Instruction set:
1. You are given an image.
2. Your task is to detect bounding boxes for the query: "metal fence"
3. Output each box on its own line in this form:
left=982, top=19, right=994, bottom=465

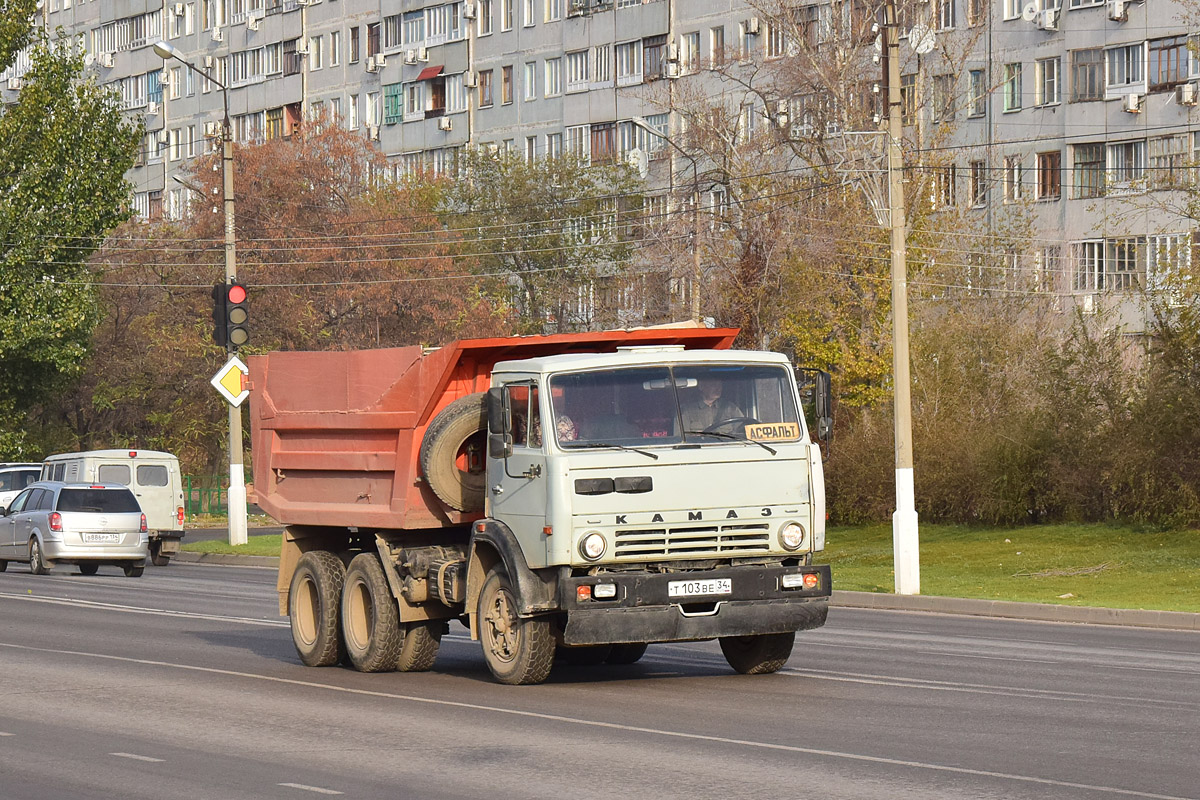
left=184, top=475, right=228, bottom=517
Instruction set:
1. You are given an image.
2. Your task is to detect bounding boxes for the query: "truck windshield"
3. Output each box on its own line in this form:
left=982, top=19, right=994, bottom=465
left=549, top=364, right=804, bottom=448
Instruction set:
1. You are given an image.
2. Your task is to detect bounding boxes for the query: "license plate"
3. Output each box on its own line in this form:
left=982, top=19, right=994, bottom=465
left=83, top=533, right=121, bottom=544
left=668, top=578, right=732, bottom=598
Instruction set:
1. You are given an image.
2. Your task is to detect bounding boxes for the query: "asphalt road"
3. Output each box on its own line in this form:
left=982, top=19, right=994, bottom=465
left=0, top=561, right=1197, bottom=800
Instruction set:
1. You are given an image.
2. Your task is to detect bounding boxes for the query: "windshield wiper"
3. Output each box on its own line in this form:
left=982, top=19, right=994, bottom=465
left=683, top=430, right=777, bottom=456
left=567, top=441, right=659, bottom=460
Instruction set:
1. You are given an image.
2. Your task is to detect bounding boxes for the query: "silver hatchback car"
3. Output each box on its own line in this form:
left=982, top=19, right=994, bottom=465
left=0, top=481, right=149, bottom=577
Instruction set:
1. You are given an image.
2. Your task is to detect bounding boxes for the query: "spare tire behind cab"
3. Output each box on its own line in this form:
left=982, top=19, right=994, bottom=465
left=420, top=392, right=488, bottom=513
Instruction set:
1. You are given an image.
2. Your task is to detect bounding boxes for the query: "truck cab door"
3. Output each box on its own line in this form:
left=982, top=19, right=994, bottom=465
left=487, top=382, right=549, bottom=567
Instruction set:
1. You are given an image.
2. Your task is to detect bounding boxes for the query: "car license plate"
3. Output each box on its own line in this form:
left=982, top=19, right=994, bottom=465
left=668, top=578, right=732, bottom=598
left=83, top=533, right=121, bottom=544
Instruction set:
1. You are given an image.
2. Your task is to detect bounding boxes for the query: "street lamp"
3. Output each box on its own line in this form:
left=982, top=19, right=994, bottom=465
left=154, top=40, right=249, bottom=547
left=631, top=116, right=702, bottom=324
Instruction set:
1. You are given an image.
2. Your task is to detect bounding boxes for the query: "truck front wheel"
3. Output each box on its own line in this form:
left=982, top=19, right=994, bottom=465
left=342, top=554, right=403, bottom=673
left=718, top=632, right=795, bottom=675
left=478, top=568, right=554, bottom=685
left=290, top=551, right=346, bottom=667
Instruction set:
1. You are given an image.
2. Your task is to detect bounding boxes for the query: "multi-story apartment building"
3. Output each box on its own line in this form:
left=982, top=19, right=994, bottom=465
left=2, top=0, right=1196, bottom=331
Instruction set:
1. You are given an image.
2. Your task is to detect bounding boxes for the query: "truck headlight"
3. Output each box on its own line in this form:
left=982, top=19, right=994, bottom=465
left=579, top=531, right=606, bottom=561
left=779, top=522, right=806, bottom=551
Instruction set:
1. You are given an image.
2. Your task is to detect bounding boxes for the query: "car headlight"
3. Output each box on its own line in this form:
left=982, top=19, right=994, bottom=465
left=779, top=522, right=806, bottom=551
left=579, top=531, right=606, bottom=561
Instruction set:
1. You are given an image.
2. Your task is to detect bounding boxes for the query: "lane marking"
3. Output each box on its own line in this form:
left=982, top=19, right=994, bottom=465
left=0, top=732, right=14, bottom=736
left=0, top=592, right=286, bottom=628
left=0, top=641, right=1192, bottom=800
left=279, top=783, right=343, bottom=795
left=110, top=752, right=165, bottom=762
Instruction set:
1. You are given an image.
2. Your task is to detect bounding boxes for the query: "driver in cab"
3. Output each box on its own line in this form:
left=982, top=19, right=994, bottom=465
left=681, top=378, right=743, bottom=432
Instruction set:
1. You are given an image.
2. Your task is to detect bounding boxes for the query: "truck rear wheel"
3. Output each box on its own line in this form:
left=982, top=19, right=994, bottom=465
left=290, top=551, right=346, bottom=667
left=605, top=643, right=649, bottom=665
left=478, top=568, right=554, bottom=685
left=342, top=553, right=403, bottom=673
left=149, top=541, right=171, bottom=567
left=420, top=393, right=487, bottom=513
left=719, top=632, right=795, bottom=675
left=397, top=621, right=442, bottom=672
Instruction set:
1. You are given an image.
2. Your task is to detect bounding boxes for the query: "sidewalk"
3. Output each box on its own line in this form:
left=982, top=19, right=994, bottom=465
left=175, top=550, right=1200, bottom=632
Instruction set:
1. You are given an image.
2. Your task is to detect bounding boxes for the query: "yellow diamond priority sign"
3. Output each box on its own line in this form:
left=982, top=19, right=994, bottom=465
left=211, top=355, right=250, bottom=407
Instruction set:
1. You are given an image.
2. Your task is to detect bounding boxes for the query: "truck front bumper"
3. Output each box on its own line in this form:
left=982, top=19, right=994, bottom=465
left=559, top=563, right=831, bottom=646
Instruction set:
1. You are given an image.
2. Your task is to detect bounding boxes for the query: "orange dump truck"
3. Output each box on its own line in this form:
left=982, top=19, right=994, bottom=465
left=249, top=328, right=832, bottom=684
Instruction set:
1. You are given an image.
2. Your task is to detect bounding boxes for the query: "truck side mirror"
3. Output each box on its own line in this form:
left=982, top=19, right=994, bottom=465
left=488, top=433, right=513, bottom=459
left=795, top=367, right=834, bottom=445
left=487, top=386, right=511, bottom=435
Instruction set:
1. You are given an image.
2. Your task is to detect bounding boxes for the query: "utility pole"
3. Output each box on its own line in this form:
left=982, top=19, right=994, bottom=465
left=883, top=0, right=919, bottom=594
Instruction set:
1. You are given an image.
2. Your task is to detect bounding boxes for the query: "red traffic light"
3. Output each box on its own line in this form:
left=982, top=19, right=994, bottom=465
left=227, top=283, right=247, bottom=304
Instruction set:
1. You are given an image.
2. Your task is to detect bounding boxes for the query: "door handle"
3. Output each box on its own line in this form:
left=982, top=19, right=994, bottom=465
left=491, top=484, right=504, bottom=495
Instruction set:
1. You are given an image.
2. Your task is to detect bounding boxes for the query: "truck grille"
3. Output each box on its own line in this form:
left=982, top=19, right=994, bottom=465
left=613, top=523, right=772, bottom=559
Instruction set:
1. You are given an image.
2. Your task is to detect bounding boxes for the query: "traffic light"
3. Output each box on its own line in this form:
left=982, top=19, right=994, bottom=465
left=211, top=281, right=249, bottom=349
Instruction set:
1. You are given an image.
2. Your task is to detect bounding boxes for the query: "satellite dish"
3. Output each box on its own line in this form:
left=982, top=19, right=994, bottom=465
left=908, top=23, right=935, bottom=55
left=1021, top=2, right=1038, bottom=21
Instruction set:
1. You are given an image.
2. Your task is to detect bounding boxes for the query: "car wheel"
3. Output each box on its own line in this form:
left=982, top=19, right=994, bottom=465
left=78, top=563, right=100, bottom=576
left=28, top=539, right=51, bottom=575
left=122, top=562, right=145, bottom=578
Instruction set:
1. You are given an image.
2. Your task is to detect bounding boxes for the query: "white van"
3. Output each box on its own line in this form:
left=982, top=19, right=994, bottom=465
left=41, top=450, right=185, bottom=566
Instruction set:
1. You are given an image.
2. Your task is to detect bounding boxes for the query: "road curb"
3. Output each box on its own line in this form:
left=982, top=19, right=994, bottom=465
left=175, top=552, right=1200, bottom=631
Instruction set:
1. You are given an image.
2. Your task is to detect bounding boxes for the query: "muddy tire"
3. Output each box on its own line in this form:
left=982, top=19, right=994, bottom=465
left=289, top=550, right=346, bottom=667
left=478, top=568, right=554, bottom=685
left=420, top=393, right=488, bottom=513
left=341, top=553, right=403, bottom=673
left=718, top=632, right=795, bottom=675
left=123, top=562, right=145, bottom=578
left=605, top=643, right=649, bottom=665
left=149, top=541, right=171, bottom=567
left=396, top=621, right=442, bottom=672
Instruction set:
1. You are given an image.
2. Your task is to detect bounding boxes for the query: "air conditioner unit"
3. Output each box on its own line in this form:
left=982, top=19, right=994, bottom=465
left=145, top=101, right=159, bottom=115
left=1107, top=0, right=1128, bottom=21
left=296, top=0, right=315, bottom=5
left=464, top=71, right=478, bottom=88
left=437, top=116, right=453, bottom=131
left=211, top=26, right=223, bottom=42
left=173, top=2, right=185, bottom=15
left=1176, top=82, right=1197, bottom=106
left=6, top=76, right=21, bottom=90
left=204, top=121, right=222, bottom=137
left=374, top=53, right=386, bottom=68
left=404, top=49, right=418, bottom=64
left=367, top=124, right=380, bottom=140
left=745, top=17, right=760, bottom=35
left=463, top=1, right=477, bottom=19
left=1123, top=92, right=1141, bottom=113
left=204, top=55, right=215, bottom=69
left=296, top=40, right=310, bottom=55
left=156, top=130, right=170, bottom=144
left=366, top=54, right=378, bottom=72
left=417, top=47, right=429, bottom=62
left=568, top=0, right=587, bottom=16
left=97, top=51, right=114, bottom=68
left=666, top=42, right=679, bottom=62
left=247, top=15, right=260, bottom=31
left=1082, top=293, right=1098, bottom=315
left=664, top=61, right=681, bottom=79
left=1035, top=8, right=1058, bottom=30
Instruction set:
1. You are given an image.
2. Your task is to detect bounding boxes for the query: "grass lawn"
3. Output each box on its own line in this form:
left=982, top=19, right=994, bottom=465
left=183, top=533, right=282, bottom=558
left=828, top=523, right=1200, bottom=613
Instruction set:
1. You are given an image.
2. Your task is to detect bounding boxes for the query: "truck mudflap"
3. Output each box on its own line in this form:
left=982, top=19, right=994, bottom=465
left=560, top=564, right=831, bottom=646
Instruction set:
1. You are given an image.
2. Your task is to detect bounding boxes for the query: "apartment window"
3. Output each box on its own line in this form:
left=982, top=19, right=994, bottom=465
left=544, top=57, right=562, bottom=96
left=1003, top=0, right=1021, bottom=18
left=1070, top=49, right=1103, bottom=101
left=593, top=44, right=611, bottom=84
left=1149, top=36, right=1188, bottom=91
left=524, top=61, right=537, bottom=100
left=968, top=69, right=986, bottom=118
left=1106, top=43, right=1144, bottom=91
left=765, top=23, right=784, bottom=59
left=1147, top=233, right=1192, bottom=291
left=545, top=0, right=561, bottom=22
left=348, top=94, right=360, bottom=128
left=308, top=36, right=323, bottom=70
left=932, top=74, right=955, bottom=122
left=525, top=135, right=537, bottom=162
left=478, top=69, right=493, bottom=106
left=681, top=32, right=700, bottom=73
left=384, top=82, right=403, bottom=123
left=901, top=73, right=916, bottom=122
left=1035, top=57, right=1060, bottom=105
left=566, top=50, right=588, bottom=91
left=566, top=124, right=589, bottom=157
left=1036, top=151, right=1061, bottom=199
left=1107, top=139, right=1146, bottom=190
left=591, top=121, right=617, bottom=162
left=932, top=165, right=956, bottom=208
left=1106, top=238, right=1144, bottom=291
left=404, top=83, right=424, bottom=118
left=501, top=65, right=513, bottom=104
left=329, top=31, right=341, bottom=66
left=1002, top=156, right=1023, bottom=203
left=403, top=12, right=424, bottom=46
left=710, top=26, right=725, bottom=67
left=265, top=108, right=284, bottom=141
left=349, top=26, right=360, bottom=63
left=1073, top=241, right=1104, bottom=292
left=1072, top=143, right=1104, bottom=198
left=644, top=35, right=667, bottom=80
left=935, top=0, right=954, bottom=30
left=1002, top=63, right=1022, bottom=112
left=524, top=0, right=535, bottom=26
left=1149, top=134, right=1188, bottom=189
left=969, top=160, right=987, bottom=207
left=546, top=132, right=562, bottom=158
left=501, top=0, right=513, bottom=31
left=479, top=0, right=493, bottom=35
left=967, top=0, right=985, bottom=25
left=1033, top=246, right=1060, bottom=293
left=616, top=41, right=642, bottom=86
left=367, top=22, right=381, bottom=57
